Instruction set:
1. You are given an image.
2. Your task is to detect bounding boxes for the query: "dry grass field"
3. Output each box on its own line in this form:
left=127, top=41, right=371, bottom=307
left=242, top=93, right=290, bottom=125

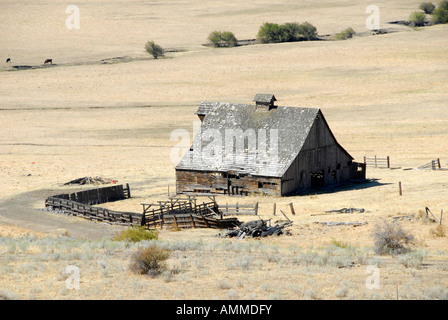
left=0, top=0, right=447, bottom=300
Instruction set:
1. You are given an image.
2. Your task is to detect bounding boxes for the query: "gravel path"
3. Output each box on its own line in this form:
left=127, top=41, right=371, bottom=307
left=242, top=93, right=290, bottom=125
left=0, top=188, right=125, bottom=240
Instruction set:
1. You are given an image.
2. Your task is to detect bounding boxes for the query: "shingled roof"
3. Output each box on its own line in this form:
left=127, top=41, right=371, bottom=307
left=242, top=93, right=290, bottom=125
left=253, top=94, right=276, bottom=104
left=177, top=102, right=331, bottom=177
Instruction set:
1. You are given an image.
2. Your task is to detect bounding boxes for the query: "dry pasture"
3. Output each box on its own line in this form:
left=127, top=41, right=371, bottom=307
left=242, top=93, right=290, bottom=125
left=0, top=0, right=447, bottom=300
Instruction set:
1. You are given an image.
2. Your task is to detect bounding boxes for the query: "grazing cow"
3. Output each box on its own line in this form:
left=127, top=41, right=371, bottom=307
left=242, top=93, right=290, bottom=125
left=6, top=58, right=11, bottom=63
left=44, top=59, right=52, bottom=64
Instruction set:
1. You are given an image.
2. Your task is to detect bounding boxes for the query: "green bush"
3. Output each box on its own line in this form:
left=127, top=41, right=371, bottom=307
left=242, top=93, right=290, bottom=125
left=419, top=2, right=436, bottom=14
left=208, top=31, right=238, bottom=47
left=257, top=22, right=283, bottom=43
left=409, top=11, right=427, bottom=26
left=439, top=0, right=448, bottom=10
left=129, top=244, right=171, bottom=276
left=433, top=6, right=448, bottom=23
left=257, top=21, right=318, bottom=43
left=112, top=226, right=158, bottom=242
left=145, top=40, right=165, bottom=59
left=297, top=22, right=318, bottom=40
left=334, top=27, right=356, bottom=40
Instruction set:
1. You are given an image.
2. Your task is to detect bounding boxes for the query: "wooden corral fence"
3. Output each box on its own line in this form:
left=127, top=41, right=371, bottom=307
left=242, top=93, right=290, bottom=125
left=45, top=188, right=244, bottom=230
left=220, top=202, right=258, bottom=216
left=51, top=183, right=131, bottom=205
left=45, top=196, right=141, bottom=226
left=417, top=158, right=442, bottom=170
left=44, top=184, right=140, bottom=226
left=141, top=196, right=241, bottom=230
left=364, top=156, right=390, bottom=168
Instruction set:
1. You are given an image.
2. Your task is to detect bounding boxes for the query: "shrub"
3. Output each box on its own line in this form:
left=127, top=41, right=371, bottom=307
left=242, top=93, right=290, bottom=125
left=409, top=11, right=427, bottom=26
left=433, top=6, right=448, bottom=23
left=257, top=22, right=284, bottom=43
left=129, top=244, right=171, bottom=275
left=145, top=40, right=165, bottom=59
left=297, top=22, right=318, bottom=40
left=439, top=0, right=448, bottom=10
left=430, top=225, right=447, bottom=237
left=257, top=21, right=318, bottom=43
left=112, top=226, right=158, bottom=242
left=334, top=27, right=356, bottom=40
left=419, top=2, right=436, bottom=14
left=372, top=221, right=415, bottom=255
left=208, top=31, right=238, bottom=47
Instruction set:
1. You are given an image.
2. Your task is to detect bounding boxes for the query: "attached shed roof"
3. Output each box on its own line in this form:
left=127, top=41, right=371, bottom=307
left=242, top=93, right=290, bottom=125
left=177, top=102, right=326, bottom=177
left=195, top=102, right=216, bottom=116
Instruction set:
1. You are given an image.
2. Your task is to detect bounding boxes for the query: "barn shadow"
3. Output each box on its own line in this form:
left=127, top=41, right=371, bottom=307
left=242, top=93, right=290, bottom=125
left=289, top=178, right=390, bottom=197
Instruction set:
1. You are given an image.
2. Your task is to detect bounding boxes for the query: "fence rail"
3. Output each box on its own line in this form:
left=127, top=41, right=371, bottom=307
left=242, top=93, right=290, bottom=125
left=45, top=195, right=141, bottom=226
left=45, top=188, right=244, bottom=230
left=220, top=202, right=258, bottom=216
left=364, top=156, right=390, bottom=168
left=140, top=196, right=243, bottom=230
left=51, top=183, right=131, bottom=205
left=417, top=158, right=441, bottom=170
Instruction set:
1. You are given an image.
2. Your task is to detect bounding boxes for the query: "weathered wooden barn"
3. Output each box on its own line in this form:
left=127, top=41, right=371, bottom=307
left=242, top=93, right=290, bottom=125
left=175, top=94, right=365, bottom=196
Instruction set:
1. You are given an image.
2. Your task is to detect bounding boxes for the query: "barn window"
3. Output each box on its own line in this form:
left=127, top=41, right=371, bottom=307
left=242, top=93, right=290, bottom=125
left=311, top=170, right=324, bottom=189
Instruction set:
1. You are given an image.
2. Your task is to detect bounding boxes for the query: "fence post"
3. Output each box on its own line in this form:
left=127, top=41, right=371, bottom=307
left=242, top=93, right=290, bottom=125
left=399, top=181, right=402, bottom=196
left=273, top=203, right=276, bottom=216
left=375, top=155, right=377, bottom=167
left=387, top=156, right=390, bottom=168
left=289, top=202, right=296, bottom=215
left=254, top=202, right=259, bottom=215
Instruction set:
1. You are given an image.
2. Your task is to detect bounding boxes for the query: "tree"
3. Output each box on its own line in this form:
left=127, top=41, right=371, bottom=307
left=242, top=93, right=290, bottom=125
left=297, top=22, right=318, bottom=40
left=419, top=2, right=436, bottom=14
left=257, top=22, right=283, bottom=43
left=145, top=40, right=165, bottom=59
left=208, top=31, right=238, bottom=47
left=433, top=6, right=448, bottom=23
left=409, top=11, right=427, bottom=26
left=433, top=1, right=448, bottom=23
left=257, top=21, right=318, bottom=43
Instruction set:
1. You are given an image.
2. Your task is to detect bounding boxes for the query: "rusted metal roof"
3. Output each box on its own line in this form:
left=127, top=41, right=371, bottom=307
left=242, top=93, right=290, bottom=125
left=177, top=102, right=322, bottom=177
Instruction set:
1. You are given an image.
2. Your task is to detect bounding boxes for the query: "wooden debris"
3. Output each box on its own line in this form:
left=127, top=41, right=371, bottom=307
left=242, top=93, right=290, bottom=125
left=64, top=176, right=116, bottom=185
left=314, top=221, right=367, bottom=227
left=311, top=208, right=365, bottom=216
left=219, top=219, right=292, bottom=239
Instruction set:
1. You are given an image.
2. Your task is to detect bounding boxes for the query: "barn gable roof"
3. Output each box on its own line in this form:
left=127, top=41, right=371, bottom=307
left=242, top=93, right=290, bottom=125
left=178, top=101, right=347, bottom=177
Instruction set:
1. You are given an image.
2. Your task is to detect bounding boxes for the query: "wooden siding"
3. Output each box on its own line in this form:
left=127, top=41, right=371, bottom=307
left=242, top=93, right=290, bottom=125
left=176, top=170, right=281, bottom=196
left=281, top=112, right=354, bottom=195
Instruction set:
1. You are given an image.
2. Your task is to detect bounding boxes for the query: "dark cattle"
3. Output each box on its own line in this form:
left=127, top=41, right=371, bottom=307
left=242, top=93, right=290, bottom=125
left=44, top=59, right=52, bottom=64
left=6, top=58, right=11, bottom=63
